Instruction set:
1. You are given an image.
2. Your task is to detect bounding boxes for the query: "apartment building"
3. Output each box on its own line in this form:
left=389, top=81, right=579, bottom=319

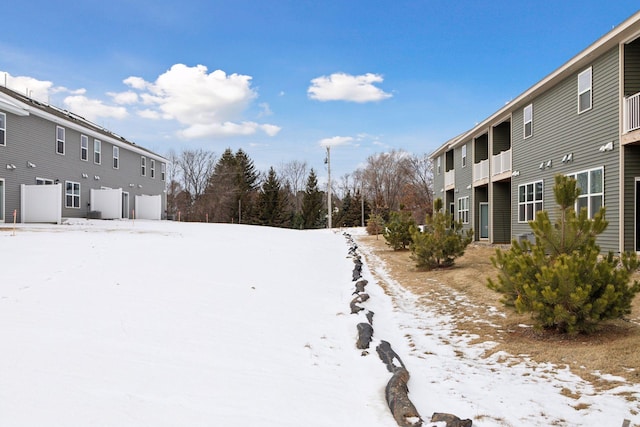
left=430, top=10, right=640, bottom=253
left=0, top=85, right=167, bottom=223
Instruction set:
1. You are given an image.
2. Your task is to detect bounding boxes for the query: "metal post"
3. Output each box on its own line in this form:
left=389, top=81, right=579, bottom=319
left=327, top=146, right=332, bottom=229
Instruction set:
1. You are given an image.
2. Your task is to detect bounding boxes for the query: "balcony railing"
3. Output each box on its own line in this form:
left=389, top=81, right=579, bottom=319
left=473, top=159, right=489, bottom=183
left=492, top=149, right=512, bottom=176
left=624, top=92, right=640, bottom=133
left=444, top=169, right=455, bottom=188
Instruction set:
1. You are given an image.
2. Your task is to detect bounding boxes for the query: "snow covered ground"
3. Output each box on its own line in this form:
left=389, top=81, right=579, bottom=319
left=0, top=220, right=638, bottom=426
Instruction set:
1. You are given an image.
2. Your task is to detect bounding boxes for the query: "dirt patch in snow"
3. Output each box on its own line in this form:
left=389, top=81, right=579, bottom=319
left=355, top=234, right=640, bottom=394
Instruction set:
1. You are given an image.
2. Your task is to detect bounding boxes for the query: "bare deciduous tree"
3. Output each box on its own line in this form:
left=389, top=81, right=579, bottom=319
left=361, top=149, right=412, bottom=214
left=278, top=160, right=308, bottom=214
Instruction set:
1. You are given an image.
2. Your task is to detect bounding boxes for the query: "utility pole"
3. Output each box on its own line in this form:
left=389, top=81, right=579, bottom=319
left=361, top=179, right=365, bottom=227
left=326, top=146, right=332, bottom=229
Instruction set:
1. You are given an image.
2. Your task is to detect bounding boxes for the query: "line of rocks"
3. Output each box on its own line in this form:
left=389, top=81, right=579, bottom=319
left=344, top=232, right=472, bottom=427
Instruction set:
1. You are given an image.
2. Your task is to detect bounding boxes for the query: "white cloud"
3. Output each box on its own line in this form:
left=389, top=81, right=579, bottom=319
left=319, top=136, right=354, bottom=147
left=108, top=90, right=139, bottom=105
left=63, top=96, right=128, bottom=122
left=258, top=102, right=272, bottom=117
left=308, top=72, right=392, bottom=103
left=1, top=72, right=56, bottom=102
left=137, top=109, right=161, bottom=120
left=124, top=64, right=279, bottom=139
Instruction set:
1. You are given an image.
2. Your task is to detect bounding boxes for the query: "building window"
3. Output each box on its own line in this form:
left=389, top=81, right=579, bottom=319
left=56, top=126, right=65, bottom=155
left=457, top=197, right=469, bottom=224
left=523, top=104, right=533, bottom=139
left=150, top=159, right=156, bottom=178
left=518, top=180, right=543, bottom=222
left=80, top=135, right=88, bottom=161
left=36, top=178, right=54, bottom=185
left=436, top=157, right=441, bottom=175
left=578, top=67, right=592, bottom=113
left=65, top=181, right=80, bottom=209
left=141, top=156, right=147, bottom=176
left=113, top=146, right=119, bottom=169
left=161, top=163, right=166, bottom=181
left=461, top=145, right=467, bottom=168
left=0, top=112, right=6, bottom=146
left=94, top=139, right=101, bottom=164
left=568, top=167, right=603, bottom=218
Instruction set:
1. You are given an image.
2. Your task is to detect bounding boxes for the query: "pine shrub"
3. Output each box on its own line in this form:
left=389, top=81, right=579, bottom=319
left=488, top=175, right=640, bottom=335
left=366, top=213, right=385, bottom=236
left=383, top=211, right=416, bottom=250
left=409, top=198, right=473, bottom=269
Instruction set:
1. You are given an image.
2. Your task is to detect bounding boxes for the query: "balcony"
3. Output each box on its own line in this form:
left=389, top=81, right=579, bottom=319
left=624, top=92, right=640, bottom=133
left=444, top=169, right=455, bottom=190
left=492, top=149, right=512, bottom=176
left=473, top=159, right=489, bottom=184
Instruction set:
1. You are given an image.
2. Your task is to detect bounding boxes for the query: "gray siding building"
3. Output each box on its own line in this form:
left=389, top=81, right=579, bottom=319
left=430, top=11, right=640, bottom=253
left=0, top=85, right=167, bottom=223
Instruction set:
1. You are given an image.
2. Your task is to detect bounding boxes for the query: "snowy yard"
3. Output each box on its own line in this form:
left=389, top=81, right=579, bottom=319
left=0, top=220, right=638, bottom=426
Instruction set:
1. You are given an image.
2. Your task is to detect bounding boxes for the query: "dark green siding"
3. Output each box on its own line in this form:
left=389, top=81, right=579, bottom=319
left=623, top=145, right=640, bottom=252
left=624, top=39, right=640, bottom=96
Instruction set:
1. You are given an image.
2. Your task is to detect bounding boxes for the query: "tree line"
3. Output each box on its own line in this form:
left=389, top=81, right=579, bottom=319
left=165, top=147, right=433, bottom=229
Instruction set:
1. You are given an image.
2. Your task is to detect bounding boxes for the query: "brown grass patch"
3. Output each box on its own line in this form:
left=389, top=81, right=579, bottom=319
left=355, top=234, right=640, bottom=391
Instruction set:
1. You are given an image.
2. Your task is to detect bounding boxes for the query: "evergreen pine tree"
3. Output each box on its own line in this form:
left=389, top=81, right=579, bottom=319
left=256, top=167, right=290, bottom=227
left=384, top=210, right=416, bottom=250
left=488, top=174, right=640, bottom=335
left=409, top=198, right=473, bottom=267
left=301, top=169, right=325, bottom=229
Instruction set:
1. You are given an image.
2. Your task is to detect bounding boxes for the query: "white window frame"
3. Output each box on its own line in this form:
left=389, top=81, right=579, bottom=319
left=113, top=146, right=119, bottom=169
left=35, top=177, right=54, bottom=185
left=141, top=156, right=147, bottom=176
left=567, top=167, right=604, bottom=219
left=578, top=67, right=592, bottom=114
left=0, top=112, right=6, bottom=146
left=80, top=135, right=88, bottom=161
left=457, top=196, right=469, bottom=224
left=56, top=126, right=65, bottom=155
left=436, top=157, right=441, bottom=175
left=518, top=180, right=544, bottom=223
left=94, top=139, right=101, bottom=164
left=150, top=159, right=155, bottom=178
left=65, top=181, right=81, bottom=209
left=461, top=145, right=467, bottom=168
left=523, top=104, right=533, bottom=139
left=161, top=163, right=166, bottom=181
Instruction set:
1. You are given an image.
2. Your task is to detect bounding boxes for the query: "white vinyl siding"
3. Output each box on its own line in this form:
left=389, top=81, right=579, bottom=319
left=80, top=135, right=88, bottom=161
left=0, top=112, right=5, bottom=146
left=518, top=180, right=543, bottom=222
left=65, top=181, right=80, bottom=209
left=457, top=196, right=469, bottom=224
left=578, top=67, right=592, bottom=113
left=568, top=167, right=603, bottom=219
left=94, top=139, right=101, bottom=164
left=523, top=104, right=533, bottom=139
left=56, top=126, right=65, bottom=155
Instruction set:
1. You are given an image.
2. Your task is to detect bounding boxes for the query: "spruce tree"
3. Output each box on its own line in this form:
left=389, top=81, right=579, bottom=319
left=488, top=174, right=640, bottom=335
left=256, top=167, right=290, bottom=227
left=301, top=169, right=325, bottom=229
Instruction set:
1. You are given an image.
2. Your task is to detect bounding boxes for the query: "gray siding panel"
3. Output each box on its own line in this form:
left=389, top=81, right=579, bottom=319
left=511, top=47, right=620, bottom=251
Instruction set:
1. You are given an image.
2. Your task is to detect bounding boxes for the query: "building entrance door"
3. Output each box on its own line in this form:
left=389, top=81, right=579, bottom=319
left=480, top=202, right=489, bottom=239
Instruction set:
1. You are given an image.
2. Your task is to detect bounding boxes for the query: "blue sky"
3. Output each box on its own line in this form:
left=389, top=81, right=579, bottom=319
left=1, top=1, right=639, bottom=181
